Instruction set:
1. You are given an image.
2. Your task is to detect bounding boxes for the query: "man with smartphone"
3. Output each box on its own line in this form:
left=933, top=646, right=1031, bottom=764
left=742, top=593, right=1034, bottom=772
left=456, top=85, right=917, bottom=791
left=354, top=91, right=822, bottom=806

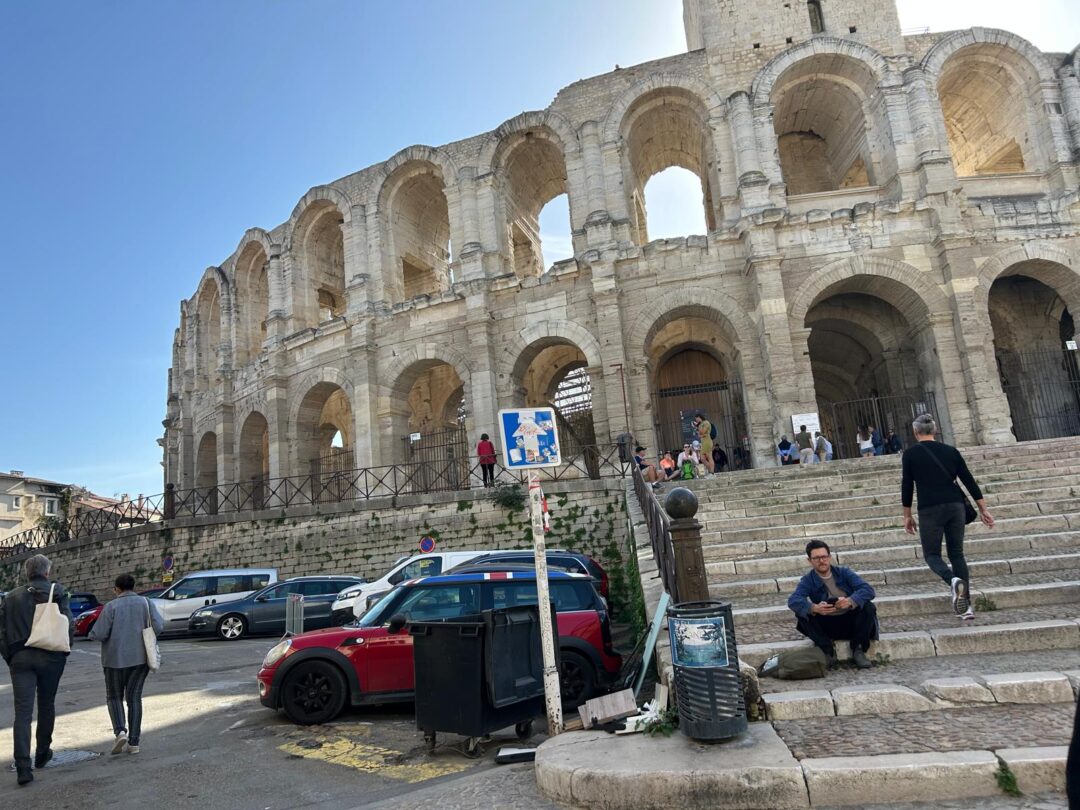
left=787, top=540, right=878, bottom=669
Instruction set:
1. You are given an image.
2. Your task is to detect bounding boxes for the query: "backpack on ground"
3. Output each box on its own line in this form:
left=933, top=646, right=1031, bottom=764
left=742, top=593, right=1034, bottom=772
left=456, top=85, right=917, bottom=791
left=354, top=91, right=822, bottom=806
left=758, top=646, right=828, bottom=680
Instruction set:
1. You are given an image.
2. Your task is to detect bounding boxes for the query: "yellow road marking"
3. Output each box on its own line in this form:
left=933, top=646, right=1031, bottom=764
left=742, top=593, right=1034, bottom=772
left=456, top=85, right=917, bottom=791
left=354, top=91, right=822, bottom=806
left=279, top=734, right=470, bottom=783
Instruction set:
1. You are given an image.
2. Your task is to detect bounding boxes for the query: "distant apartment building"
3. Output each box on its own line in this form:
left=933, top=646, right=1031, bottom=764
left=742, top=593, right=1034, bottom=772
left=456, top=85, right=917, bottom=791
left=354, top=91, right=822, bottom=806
left=0, top=470, right=67, bottom=542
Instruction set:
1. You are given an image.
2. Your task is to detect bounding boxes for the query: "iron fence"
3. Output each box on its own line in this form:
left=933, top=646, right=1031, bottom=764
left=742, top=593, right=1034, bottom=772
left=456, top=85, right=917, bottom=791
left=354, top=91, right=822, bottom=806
left=631, top=463, right=681, bottom=603
left=998, top=348, right=1080, bottom=441
left=819, top=391, right=942, bottom=460
left=0, top=444, right=628, bottom=560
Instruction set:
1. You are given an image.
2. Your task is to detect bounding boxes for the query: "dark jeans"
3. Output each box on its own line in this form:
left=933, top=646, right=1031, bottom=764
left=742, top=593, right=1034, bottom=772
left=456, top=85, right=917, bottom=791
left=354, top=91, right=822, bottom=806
left=796, top=602, right=878, bottom=655
left=9, top=648, right=67, bottom=770
left=918, top=501, right=969, bottom=587
left=480, top=463, right=495, bottom=487
left=105, top=665, right=150, bottom=746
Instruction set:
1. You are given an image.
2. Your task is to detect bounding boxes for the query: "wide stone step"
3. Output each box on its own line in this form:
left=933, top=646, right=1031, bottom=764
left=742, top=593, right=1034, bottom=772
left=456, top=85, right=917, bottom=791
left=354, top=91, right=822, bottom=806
left=763, top=667, right=1078, bottom=720
left=710, top=552, right=1080, bottom=597
left=732, top=580, right=1080, bottom=626
left=736, top=617, right=1080, bottom=669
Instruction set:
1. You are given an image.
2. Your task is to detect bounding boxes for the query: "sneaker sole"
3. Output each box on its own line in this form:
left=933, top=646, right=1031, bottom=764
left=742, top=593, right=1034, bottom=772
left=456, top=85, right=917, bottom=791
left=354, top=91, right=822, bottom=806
left=111, top=738, right=127, bottom=755
left=954, top=582, right=970, bottom=615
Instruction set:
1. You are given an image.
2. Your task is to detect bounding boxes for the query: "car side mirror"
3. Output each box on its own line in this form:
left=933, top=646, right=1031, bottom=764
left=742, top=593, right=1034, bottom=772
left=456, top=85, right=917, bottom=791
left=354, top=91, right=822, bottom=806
left=387, top=614, right=407, bottom=634
left=254, top=595, right=268, bottom=602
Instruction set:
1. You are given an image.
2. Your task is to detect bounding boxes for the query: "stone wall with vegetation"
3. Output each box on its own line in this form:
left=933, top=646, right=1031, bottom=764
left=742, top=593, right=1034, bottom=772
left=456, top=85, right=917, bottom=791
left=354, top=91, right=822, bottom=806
left=0, top=479, right=641, bottom=621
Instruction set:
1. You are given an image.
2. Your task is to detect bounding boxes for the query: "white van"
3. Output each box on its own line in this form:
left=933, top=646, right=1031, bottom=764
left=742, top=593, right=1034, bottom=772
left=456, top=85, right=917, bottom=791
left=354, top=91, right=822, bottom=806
left=330, top=551, right=489, bottom=624
left=151, top=568, right=278, bottom=634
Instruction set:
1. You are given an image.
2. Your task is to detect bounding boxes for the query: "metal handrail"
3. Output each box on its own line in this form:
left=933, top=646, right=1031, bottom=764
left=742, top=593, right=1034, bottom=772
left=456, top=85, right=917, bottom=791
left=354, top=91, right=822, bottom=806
left=0, top=444, right=628, bottom=559
left=631, top=464, right=680, bottom=602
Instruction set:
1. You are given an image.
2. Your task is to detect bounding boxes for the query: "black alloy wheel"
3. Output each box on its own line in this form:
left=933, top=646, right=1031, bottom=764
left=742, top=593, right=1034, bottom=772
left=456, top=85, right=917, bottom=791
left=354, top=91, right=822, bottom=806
left=280, top=661, right=347, bottom=725
left=558, top=651, right=597, bottom=707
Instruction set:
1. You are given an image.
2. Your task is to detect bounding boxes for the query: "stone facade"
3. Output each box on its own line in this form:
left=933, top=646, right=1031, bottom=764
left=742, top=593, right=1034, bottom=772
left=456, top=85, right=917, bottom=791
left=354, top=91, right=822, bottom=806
left=0, top=479, right=631, bottom=604
left=163, top=0, right=1080, bottom=490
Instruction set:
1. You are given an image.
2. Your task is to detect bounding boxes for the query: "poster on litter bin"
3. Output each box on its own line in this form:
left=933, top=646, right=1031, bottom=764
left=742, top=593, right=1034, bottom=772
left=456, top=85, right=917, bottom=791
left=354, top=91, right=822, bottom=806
left=668, top=615, right=729, bottom=668
left=498, top=408, right=561, bottom=469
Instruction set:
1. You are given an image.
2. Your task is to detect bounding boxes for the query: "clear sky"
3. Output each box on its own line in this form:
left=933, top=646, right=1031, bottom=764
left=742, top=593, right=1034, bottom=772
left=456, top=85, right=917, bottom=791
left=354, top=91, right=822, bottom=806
left=1, top=1, right=1077, bottom=501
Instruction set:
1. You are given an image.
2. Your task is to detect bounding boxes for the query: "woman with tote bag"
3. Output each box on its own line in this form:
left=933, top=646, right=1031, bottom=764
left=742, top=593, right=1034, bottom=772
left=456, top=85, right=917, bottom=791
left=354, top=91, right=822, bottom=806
left=90, top=573, right=165, bottom=756
left=0, top=554, right=74, bottom=787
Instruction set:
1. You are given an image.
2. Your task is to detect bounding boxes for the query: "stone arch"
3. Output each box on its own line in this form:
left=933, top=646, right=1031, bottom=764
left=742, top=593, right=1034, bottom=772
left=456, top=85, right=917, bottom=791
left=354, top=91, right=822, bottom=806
left=233, top=237, right=271, bottom=365
left=484, top=120, right=576, bottom=277
left=237, top=410, right=270, bottom=483
left=234, top=227, right=276, bottom=263
left=761, top=45, right=893, bottom=194
left=480, top=110, right=580, bottom=173
left=608, top=75, right=724, bottom=243
left=285, top=186, right=353, bottom=248
left=974, top=242, right=1080, bottom=320
left=287, top=366, right=355, bottom=426
left=500, top=320, right=603, bottom=384
left=788, top=255, right=950, bottom=327
left=921, top=29, right=1056, bottom=87
left=195, top=430, right=218, bottom=492
left=193, top=268, right=230, bottom=388
left=290, top=369, right=356, bottom=477
left=751, top=37, right=892, bottom=108
left=629, top=286, right=756, bottom=358
left=288, top=190, right=350, bottom=325
left=371, top=145, right=460, bottom=208
left=382, top=343, right=473, bottom=402
left=375, top=153, right=456, bottom=301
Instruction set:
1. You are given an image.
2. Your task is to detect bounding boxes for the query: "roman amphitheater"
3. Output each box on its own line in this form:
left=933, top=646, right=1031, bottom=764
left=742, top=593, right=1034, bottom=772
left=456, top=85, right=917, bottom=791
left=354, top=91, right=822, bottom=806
left=163, top=0, right=1080, bottom=492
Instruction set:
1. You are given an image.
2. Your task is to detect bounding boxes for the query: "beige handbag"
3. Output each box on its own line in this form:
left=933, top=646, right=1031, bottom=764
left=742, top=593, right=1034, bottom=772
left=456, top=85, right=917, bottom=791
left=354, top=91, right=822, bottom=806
left=25, top=583, right=71, bottom=653
left=143, top=598, right=161, bottom=672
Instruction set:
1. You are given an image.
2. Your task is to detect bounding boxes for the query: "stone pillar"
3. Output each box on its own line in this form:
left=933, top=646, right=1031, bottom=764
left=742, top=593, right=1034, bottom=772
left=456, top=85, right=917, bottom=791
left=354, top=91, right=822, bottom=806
left=265, top=382, right=291, bottom=480
left=457, top=167, right=482, bottom=254
left=216, top=403, right=235, bottom=487
left=264, top=250, right=289, bottom=341
left=708, top=113, right=739, bottom=225
left=727, top=93, right=770, bottom=211
left=665, top=488, right=709, bottom=604
left=879, top=82, right=918, bottom=194
left=590, top=256, right=635, bottom=446
left=1058, top=65, right=1080, bottom=158
left=348, top=329, right=379, bottom=469
left=464, top=294, right=500, bottom=445
left=947, top=290, right=1015, bottom=446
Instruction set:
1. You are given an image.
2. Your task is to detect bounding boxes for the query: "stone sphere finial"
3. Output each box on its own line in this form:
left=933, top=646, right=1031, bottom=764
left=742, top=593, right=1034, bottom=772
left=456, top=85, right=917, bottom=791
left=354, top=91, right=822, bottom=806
left=664, top=487, right=698, bottom=519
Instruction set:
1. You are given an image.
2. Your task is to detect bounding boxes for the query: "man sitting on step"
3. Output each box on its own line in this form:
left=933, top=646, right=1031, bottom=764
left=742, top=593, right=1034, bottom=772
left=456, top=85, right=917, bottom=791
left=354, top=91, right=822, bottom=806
left=787, top=540, right=878, bottom=669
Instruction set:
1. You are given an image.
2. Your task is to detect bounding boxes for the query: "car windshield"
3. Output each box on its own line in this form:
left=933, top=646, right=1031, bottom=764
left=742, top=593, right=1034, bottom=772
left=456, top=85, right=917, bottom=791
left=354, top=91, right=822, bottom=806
left=357, top=589, right=400, bottom=627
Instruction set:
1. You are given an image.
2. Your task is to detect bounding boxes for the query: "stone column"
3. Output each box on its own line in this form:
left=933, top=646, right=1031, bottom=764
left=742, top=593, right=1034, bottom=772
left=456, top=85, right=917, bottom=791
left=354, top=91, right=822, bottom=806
left=1058, top=65, right=1080, bottom=158
left=264, top=250, right=290, bottom=341
left=665, top=489, right=709, bottom=604
left=216, top=403, right=235, bottom=488
left=727, top=92, right=770, bottom=211
left=579, top=121, right=608, bottom=222
left=590, top=257, right=635, bottom=446
left=903, top=67, right=959, bottom=196
left=879, top=82, right=918, bottom=194
left=264, top=381, right=290, bottom=481
left=464, top=294, right=500, bottom=446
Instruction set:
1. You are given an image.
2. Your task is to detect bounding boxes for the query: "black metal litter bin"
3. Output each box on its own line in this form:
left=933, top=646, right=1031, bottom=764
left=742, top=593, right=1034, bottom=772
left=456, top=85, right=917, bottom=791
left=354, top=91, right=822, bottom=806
left=411, top=605, right=550, bottom=751
left=667, top=600, right=746, bottom=741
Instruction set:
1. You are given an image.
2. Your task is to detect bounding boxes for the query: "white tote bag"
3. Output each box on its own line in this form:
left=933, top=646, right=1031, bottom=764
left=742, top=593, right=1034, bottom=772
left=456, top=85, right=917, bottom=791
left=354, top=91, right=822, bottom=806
left=143, top=598, right=161, bottom=672
left=25, top=584, right=71, bottom=653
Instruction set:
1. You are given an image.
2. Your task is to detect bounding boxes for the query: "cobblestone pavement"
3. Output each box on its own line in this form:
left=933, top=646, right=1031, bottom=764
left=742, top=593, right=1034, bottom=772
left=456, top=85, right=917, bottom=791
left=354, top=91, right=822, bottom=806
left=730, top=569, right=1080, bottom=610
left=759, top=648, right=1080, bottom=693
left=739, top=604, right=1080, bottom=644
left=775, top=704, right=1074, bottom=759
left=818, top=794, right=1068, bottom=810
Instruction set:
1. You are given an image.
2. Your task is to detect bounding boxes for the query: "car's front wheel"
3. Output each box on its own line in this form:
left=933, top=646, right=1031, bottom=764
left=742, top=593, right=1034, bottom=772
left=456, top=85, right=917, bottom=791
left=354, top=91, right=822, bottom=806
left=217, top=614, right=247, bottom=641
left=558, top=650, right=597, bottom=707
left=280, top=661, right=347, bottom=725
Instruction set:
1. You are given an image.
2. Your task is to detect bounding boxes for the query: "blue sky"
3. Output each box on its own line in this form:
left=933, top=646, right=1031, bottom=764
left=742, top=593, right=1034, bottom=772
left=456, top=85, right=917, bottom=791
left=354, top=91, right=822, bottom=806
left=1, top=1, right=1077, bottom=500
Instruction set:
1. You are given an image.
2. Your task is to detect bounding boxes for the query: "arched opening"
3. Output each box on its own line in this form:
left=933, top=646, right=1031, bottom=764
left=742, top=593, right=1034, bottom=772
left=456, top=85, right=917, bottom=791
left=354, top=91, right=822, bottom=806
left=937, top=44, right=1045, bottom=176
left=497, top=131, right=571, bottom=277
left=645, top=307, right=751, bottom=470
left=641, top=168, right=709, bottom=241
left=537, top=194, right=573, bottom=270
left=805, top=283, right=945, bottom=458
left=384, top=162, right=452, bottom=301
left=807, top=0, right=824, bottom=34
left=195, top=283, right=221, bottom=391
left=295, top=382, right=354, bottom=479
left=238, top=411, right=270, bottom=509
left=387, top=359, right=469, bottom=489
left=772, top=55, right=886, bottom=195
left=235, top=243, right=269, bottom=365
left=296, top=202, right=345, bottom=324
left=989, top=269, right=1079, bottom=440
left=622, top=88, right=718, bottom=245
left=511, top=339, right=598, bottom=465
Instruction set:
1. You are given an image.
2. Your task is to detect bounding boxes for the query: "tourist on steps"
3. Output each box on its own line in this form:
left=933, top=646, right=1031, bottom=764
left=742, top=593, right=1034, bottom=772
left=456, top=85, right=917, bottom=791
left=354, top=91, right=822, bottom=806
left=794, top=424, right=815, bottom=466
left=90, top=573, right=164, bottom=756
left=901, top=413, right=994, bottom=621
left=787, top=540, right=877, bottom=669
left=0, top=554, right=74, bottom=787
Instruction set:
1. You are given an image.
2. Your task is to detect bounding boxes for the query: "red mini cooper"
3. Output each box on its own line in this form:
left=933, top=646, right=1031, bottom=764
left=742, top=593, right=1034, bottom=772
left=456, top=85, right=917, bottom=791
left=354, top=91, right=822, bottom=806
left=257, top=571, right=622, bottom=725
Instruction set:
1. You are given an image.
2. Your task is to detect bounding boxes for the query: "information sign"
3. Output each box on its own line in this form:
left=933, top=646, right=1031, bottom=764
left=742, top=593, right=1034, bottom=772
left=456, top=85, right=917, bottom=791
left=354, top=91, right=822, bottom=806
left=497, top=408, right=562, bottom=469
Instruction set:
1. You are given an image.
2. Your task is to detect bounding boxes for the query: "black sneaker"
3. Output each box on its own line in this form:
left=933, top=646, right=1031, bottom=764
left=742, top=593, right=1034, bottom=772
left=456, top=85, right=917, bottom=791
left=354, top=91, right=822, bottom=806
left=825, top=651, right=839, bottom=669
left=16, top=767, right=33, bottom=786
left=852, top=649, right=873, bottom=669
left=33, top=749, right=52, bottom=769
left=951, top=577, right=970, bottom=615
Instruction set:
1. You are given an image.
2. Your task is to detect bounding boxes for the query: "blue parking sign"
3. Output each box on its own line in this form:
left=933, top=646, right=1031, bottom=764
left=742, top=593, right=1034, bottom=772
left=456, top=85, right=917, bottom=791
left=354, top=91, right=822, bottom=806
left=498, top=408, right=562, bottom=469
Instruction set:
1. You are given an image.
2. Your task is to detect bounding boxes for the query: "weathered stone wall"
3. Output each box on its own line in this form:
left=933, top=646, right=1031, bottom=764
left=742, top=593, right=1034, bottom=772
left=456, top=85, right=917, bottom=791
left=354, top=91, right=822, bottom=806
left=0, top=480, right=631, bottom=606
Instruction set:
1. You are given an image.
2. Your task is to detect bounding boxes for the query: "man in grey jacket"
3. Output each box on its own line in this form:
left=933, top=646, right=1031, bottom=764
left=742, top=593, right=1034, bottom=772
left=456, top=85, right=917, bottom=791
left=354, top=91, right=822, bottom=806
left=0, top=554, right=73, bottom=786
left=90, top=574, right=164, bottom=755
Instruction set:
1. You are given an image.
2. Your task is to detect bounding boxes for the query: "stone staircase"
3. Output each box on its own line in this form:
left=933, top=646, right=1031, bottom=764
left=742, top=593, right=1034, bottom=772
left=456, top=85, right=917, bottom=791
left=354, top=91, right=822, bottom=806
left=654, top=438, right=1080, bottom=804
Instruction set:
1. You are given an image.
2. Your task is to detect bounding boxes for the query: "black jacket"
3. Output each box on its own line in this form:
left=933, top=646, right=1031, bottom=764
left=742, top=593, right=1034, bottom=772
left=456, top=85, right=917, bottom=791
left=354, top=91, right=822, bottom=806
left=0, top=577, right=74, bottom=663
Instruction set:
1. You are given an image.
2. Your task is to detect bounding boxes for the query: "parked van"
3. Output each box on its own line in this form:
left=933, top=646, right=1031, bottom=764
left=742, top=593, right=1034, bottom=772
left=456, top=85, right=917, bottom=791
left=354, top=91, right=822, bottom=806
left=330, top=551, right=491, bottom=624
left=151, top=568, right=278, bottom=634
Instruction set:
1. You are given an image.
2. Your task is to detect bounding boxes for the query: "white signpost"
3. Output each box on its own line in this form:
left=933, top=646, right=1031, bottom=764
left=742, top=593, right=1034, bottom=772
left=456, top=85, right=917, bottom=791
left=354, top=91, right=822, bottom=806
left=497, top=407, right=564, bottom=736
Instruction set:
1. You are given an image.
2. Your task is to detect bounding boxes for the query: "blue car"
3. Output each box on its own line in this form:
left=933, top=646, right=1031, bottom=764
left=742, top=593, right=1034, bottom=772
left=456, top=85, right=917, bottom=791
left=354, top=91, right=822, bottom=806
left=68, top=592, right=101, bottom=616
left=187, top=575, right=365, bottom=640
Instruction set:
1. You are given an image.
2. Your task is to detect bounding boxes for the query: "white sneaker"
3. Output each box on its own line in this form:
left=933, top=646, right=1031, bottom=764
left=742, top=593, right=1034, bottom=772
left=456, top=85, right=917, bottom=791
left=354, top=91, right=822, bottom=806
left=960, top=607, right=975, bottom=622
left=111, top=732, right=127, bottom=755
left=125, top=744, right=140, bottom=755
left=950, top=577, right=969, bottom=615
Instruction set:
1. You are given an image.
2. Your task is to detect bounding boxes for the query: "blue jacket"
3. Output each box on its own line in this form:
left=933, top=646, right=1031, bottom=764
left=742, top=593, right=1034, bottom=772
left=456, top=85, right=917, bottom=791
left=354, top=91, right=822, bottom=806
left=787, top=565, right=875, bottom=619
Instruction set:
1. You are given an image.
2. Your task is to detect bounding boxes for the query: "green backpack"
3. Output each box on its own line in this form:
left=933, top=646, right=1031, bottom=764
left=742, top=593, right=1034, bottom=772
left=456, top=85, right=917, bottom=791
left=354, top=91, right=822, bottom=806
left=759, top=646, right=828, bottom=680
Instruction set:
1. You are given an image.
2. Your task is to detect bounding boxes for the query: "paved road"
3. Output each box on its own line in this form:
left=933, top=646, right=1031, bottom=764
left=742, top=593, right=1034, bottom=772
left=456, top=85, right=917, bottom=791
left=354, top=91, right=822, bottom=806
left=0, top=635, right=562, bottom=808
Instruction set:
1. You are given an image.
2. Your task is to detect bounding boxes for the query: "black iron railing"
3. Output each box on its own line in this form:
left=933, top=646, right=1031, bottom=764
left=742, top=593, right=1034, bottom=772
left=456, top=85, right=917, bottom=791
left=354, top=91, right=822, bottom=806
left=0, top=444, right=628, bottom=559
left=631, top=464, right=681, bottom=602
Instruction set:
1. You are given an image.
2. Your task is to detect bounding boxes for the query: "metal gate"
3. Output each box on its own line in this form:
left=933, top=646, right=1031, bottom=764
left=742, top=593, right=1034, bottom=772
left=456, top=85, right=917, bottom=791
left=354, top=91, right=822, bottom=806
left=997, top=347, right=1080, bottom=441
left=655, top=380, right=751, bottom=470
left=309, top=448, right=356, bottom=503
left=551, top=367, right=599, bottom=478
left=402, top=425, right=470, bottom=492
left=819, top=391, right=941, bottom=460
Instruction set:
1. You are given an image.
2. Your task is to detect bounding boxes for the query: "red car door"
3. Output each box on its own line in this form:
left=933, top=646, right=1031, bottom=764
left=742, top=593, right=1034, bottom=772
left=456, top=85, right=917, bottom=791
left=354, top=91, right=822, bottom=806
left=360, top=627, right=414, bottom=693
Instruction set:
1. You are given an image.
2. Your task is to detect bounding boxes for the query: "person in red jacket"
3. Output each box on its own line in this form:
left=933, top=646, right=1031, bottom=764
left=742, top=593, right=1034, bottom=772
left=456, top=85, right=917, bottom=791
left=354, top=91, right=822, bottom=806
left=477, top=433, right=497, bottom=487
